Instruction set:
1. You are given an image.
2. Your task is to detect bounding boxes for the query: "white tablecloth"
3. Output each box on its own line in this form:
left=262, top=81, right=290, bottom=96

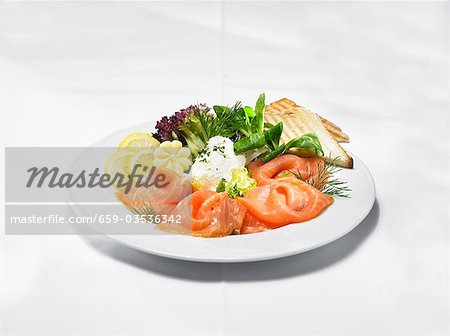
left=1, top=1, right=448, bottom=335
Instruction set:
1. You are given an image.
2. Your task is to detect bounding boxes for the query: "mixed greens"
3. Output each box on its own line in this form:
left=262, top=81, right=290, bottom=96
left=153, top=103, right=243, bottom=158
left=153, top=93, right=325, bottom=162
left=151, top=93, right=353, bottom=198
left=213, top=93, right=265, bottom=138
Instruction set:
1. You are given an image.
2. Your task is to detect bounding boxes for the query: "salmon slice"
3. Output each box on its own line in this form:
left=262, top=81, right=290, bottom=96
left=240, top=212, right=271, bottom=234
left=158, top=190, right=247, bottom=238
left=247, top=158, right=265, bottom=172
left=237, top=177, right=333, bottom=229
left=248, top=154, right=325, bottom=187
left=116, top=167, right=192, bottom=216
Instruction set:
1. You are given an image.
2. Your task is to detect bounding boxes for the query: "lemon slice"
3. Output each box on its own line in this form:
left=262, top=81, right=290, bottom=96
left=119, top=132, right=160, bottom=149
left=105, top=148, right=136, bottom=181
left=129, top=148, right=155, bottom=176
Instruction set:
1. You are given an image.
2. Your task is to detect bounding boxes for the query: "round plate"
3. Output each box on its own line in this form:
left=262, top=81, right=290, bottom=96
left=77, top=123, right=376, bottom=263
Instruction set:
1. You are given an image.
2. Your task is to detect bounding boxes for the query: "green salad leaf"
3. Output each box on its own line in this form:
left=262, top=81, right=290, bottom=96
left=216, top=178, right=227, bottom=193
left=214, top=93, right=266, bottom=138
left=233, top=122, right=283, bottom=154
left=264, top=122, right=283, bottom=150
left=215, top=168, right=256, bottom=198
left=231, top=94, right=285, bottom=157
left=262, top=133, right=324, bottom=162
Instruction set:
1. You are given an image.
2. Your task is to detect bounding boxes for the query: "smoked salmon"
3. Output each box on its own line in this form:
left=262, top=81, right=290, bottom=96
left=158, top=190, right=247, bottom=238
left=240, top=212, right=271, bottom=234
left=237, top=177, right=333, bottom=229
left=119, top=155, right=335, bottom=237
left=116, top=167, right=192, bottom=216
left=248, top=154, right=325, bottom=187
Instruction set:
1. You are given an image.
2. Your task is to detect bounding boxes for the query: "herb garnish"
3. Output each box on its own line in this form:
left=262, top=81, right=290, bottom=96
left=290, top=157, right=351, bottom=198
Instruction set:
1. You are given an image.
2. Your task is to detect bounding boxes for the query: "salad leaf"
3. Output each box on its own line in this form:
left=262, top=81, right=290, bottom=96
left=215, top=168, right=256, bottom=198
left=233, top=132, right=266, bottom=153
left=253, top=93, right=265, bottom=133
left=216, top=178, right=227, bottom=193
left=232, top=95, right=284, bottom=157
left=254, top=93, right=265, bottom=116
left=153, top=104, right=210, bottom=143
left=212, top=104, right=231, bottom=119
left=264, top=122, right=283, bottom=150
left=262, top=133, right=324, bottom=162
left=243, top=106, right=255, bottom=118
left=233, top=122, right=283, bottom=154
left=179, top=113, right=212, bottom=158
left=213, top=93, right=266, bottom=138
left=264, top=122, right=275, bottom=129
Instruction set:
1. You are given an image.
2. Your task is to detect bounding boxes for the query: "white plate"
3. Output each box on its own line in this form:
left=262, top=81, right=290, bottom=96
left=76, top=123, right=376, bottom=263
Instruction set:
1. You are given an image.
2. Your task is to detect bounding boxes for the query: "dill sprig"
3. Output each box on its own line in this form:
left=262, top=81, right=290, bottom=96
left=208, top=101, right=246, bottom=139
left=290, top=157, right=351, bottom=198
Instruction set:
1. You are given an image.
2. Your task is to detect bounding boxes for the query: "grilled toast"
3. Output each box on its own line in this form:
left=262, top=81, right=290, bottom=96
left=265, top=99, right=353, bottom=168
left=265, top=98, right=349, bottom=143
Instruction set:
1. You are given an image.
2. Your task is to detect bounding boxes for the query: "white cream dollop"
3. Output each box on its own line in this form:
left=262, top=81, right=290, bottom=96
left=191, top=136, right=245, bottom=191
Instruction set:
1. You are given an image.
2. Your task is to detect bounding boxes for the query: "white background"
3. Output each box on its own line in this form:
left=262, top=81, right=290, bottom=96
left=0, top=1, right=448, bottom=335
